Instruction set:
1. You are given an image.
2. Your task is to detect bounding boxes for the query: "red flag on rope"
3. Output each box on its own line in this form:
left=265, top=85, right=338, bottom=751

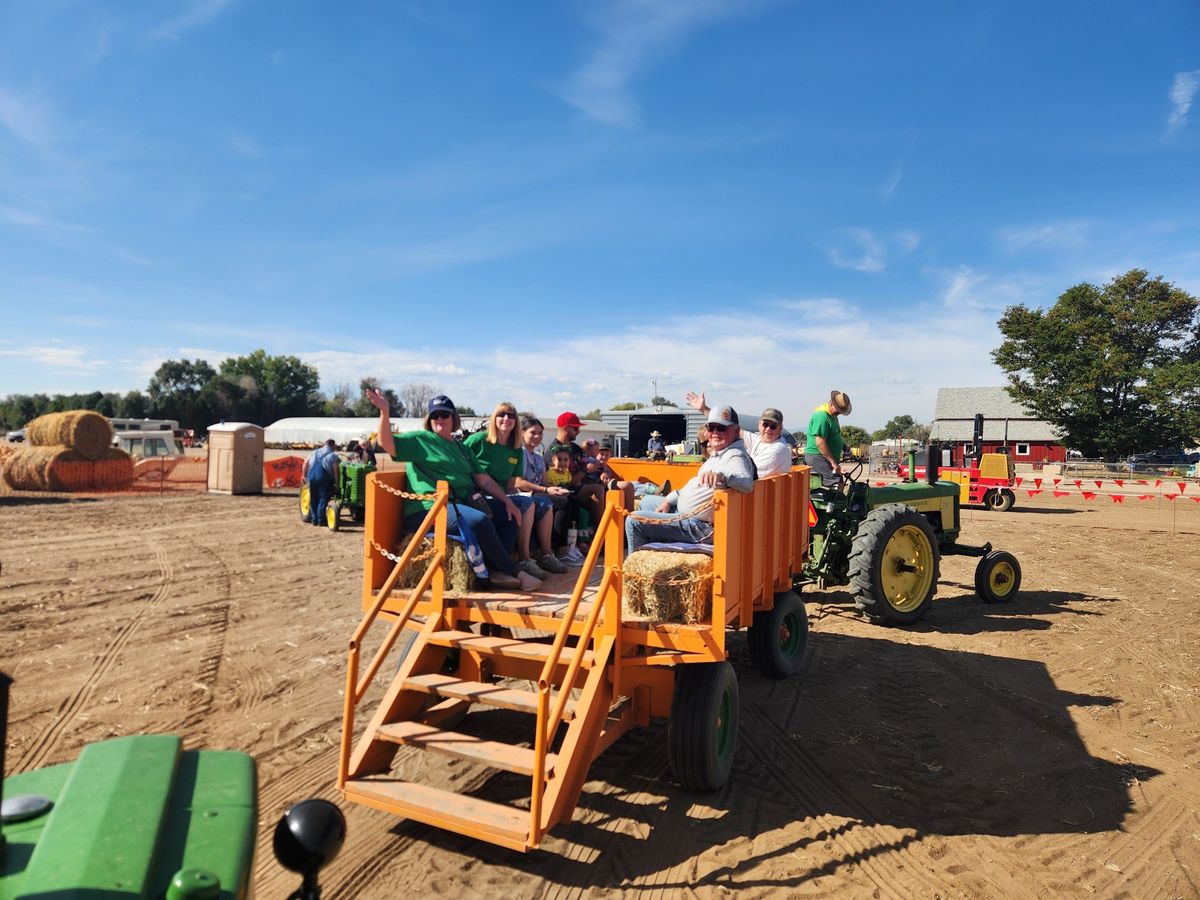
left=1094, top=480, right=1103, bottom=489
left=1074, top=479, right=1083, bottom=488
left=1192, top=497, right=1200, bottom=503
left=1114, top=479, right=1124, bottom=487
left=1034, top=477, right=1043, bottom=488
left=1082, top=491, right=1097, bottom=500
left=1177, top=482, right=1187, bottom=494
left=1053, top=478, right=1062, bottom=486
left=1015, top=476, right=1024, bottom=486
left=1053, top=490, right=1071, bottom=497
left=1111, top=494, right=1125, bottom=503
left=1154, top=479, right=1162, bottom=488
left=1164, top=493, right=1179, bottom=501
left=1026, top=489, right=1042, bottom=497
left=1136, top=479, right=1148, bottom=485
left=1138, top=494, right=1154, bottom=501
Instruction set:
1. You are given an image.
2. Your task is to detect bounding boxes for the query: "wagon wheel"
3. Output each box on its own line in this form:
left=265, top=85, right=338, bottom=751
left=668, top=662, right=738, bottom=792
left=848, top=505, right=940, bottom=626
left=299, top=483, right=311, bottom=521
left=748, top=590, right=811, bottom=678
left=975, top=550, right=1022, bottom=603
left=326, top=501, right=341, bottom=531
left=986, top=488, right=1015, bottom=512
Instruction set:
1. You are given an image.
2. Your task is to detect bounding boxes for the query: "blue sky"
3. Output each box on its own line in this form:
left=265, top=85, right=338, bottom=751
left=1, top=0, right=1197, bottom=431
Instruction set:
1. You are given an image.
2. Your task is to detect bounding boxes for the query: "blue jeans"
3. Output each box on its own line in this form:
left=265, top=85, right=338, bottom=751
left=625, top=495, right=714, bottom=553
left=404, top=503, right=518, bottom=577
left=309, top=474, right=333, bottom=525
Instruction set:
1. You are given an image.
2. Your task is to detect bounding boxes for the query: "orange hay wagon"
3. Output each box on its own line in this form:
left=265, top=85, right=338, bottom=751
left=338, top=459, right=811, bottom=851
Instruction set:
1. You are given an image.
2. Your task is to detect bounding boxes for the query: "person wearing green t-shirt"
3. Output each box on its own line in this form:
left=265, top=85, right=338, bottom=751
left=804, top=390, right=853, bottom=488
left=367, top=388, right=541, bottom=591
left=465, top=402, right=566, bottom=580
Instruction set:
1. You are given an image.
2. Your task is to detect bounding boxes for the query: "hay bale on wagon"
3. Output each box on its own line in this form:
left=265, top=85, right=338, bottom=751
left=393, top=536, right=477, bottom=594
left=622, top=550, right=713, bottom=624
left=2, top=445, right=133, bottom=492
left=26, top=411, right=113, bottom=461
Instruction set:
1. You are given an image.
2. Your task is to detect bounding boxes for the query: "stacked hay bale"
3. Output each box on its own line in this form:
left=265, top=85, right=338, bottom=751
left=622, top=550, right=713, bottom=624
left=394, top=536, right=477, bottom=594
left=2, top=412, right=133, bottom=492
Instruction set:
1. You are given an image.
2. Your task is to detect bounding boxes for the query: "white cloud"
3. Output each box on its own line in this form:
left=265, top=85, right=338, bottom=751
left=0, top=343, right=98, bottom=372
left=0, top=87, right=55, bottom=147
left=1167, top=70, right=1200, bottom=133
left=153, top=0, right=236, bottom=41
left=557, top=0, right=766, bottom=127
left=828, top=228, right=887, bottom=272
left=996, top=221, right=1087, bottom=252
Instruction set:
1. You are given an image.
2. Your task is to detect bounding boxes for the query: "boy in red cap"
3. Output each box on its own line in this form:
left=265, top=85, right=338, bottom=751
left=547, top=412, right=605, bottom=560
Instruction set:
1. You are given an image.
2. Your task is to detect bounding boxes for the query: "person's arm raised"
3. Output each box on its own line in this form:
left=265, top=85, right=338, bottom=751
left=366, top=388, right=396, bottom=458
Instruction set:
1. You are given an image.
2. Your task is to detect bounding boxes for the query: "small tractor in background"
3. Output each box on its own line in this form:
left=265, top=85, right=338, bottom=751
left=898, top=413, right=1018, bottom=511
left=300, top=461, right=376, bottom=530
left=798, top=443, right=1021, bottom=626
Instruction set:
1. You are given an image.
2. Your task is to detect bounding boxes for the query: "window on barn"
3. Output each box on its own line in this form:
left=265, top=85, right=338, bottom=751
left=1016, top=443, right=1030, bottom=456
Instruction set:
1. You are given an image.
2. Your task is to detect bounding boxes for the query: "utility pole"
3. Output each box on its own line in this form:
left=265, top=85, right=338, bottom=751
left=651, top=379, right=659, bottom=412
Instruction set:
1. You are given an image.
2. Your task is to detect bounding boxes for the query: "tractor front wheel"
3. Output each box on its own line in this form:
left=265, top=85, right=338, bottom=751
left=848, top=505, right=940, bottom=626
left=985, top=488, right=1015, bottom=512
left=975, top=550, right=1022, bottom=603
left=748, top=591, right=811, bottom=679
left=326, top=501, right=341, bottom=531
left=299, top=483, right=311, bottom=521
left=668, top=662, right=739, bottom=792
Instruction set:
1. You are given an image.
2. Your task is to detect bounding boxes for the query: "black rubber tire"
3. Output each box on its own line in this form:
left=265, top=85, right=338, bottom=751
left=975, top=550, right=1022, bottom=603
left=848, top=504, right=940, bottom=626
left=299, top=483, right=311, bottom=521
left=668, top=662, right=739, bottom=792
left=326, top=501, right=340, bottom=531
left=987, top=488, right=1015, bottom=512
left=748, top=591, right=811, bottom=679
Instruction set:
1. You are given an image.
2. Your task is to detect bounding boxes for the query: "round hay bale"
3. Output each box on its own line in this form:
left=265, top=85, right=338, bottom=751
left=26, top=411, right=113, bottom=460
left=2, top=445, right=134, bottom=492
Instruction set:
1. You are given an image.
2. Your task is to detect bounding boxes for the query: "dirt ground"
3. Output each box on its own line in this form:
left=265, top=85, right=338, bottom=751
left=2, top=480, right=1199, bottom=899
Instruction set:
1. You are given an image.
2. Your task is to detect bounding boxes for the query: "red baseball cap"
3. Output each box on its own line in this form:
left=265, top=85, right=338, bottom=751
left=556, top=411, right=582, bottom=429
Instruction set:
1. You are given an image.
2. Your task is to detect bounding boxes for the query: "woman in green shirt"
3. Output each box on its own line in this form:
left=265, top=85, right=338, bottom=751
left=367, top=388, right=540, bottom=591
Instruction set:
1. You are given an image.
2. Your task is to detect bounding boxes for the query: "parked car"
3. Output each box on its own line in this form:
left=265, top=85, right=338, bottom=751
left=1127, top=448, right=1192, bottom=470
left=5, top=427, right=24, bottom=442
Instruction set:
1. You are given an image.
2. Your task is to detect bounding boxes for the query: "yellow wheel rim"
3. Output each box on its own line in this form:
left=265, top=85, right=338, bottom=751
left=299, top=485, right=311, bottom=517
left=988, top=561, right=1016, bottom=596
left=326, top=504, right=338, bottom=528
left=880, top=524, right=934, bottom=612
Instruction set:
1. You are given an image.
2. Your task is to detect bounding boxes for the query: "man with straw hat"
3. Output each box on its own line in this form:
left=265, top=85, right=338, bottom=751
left=805, top=390, right=852, bottom=488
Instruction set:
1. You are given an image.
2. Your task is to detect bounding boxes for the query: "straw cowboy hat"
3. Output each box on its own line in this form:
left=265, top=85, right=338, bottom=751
left=830, top=390, right=852, bottom=415
left=650, top=430, right=662, bottom=437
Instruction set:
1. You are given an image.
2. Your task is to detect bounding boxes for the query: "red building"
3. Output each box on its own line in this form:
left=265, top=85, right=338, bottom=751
left=929, top=387, right=1066, bottom=467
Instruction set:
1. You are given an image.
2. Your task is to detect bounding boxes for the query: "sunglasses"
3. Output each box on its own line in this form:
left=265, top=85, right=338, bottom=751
left=760, top=421, right=780, bottom=430
left=495, top=412, right=516, bottom=419
left=706, top=423, right=729, bottom=433
left=430, top=411, right=453, bottom=420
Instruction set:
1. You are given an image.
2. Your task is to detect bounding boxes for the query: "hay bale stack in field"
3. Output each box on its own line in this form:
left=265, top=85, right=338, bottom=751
left=622, top=550, right=713, bottom=624
left=26, top=411, right=113, bottom=460
left=3, top=446, right=133, bottom=492
left=0, top=443, right=17, bottom=467
left=394, top=536, right=477, bottom=594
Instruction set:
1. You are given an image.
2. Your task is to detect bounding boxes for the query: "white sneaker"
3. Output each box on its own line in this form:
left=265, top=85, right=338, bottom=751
left=561, top=547, right=586, bottom=567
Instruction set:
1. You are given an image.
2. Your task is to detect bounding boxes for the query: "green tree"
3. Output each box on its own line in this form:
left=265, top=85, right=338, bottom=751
left=582, top=408, right=602, bottom=419
left=325, top=383, right=356, bottom=417
left=993, top=269, right=1200, bottom=459
left=840, top=425, right=872, bottom=449
left=870, top=415, right=928, bottom=443
left=218, top=350, right=322, bottom=422
left=650, top=396, right=678, bottom=408
left=611, top=401, right=646, bottom=411
left=455, top=405, right=477, bottom=416
left=147, top=359, right=218, bottom=429
left=353, top=378, right=401, bottom=417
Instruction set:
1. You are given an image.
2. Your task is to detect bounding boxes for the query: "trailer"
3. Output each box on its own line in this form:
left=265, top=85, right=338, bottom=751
left=337, top=458, right=811, bottom=851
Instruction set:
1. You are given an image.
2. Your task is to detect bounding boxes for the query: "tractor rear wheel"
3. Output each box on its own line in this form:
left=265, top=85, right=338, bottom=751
left=848, top=505, right=940, bottom=626
left=748, top=591, right=811, bottom=679
left=326, top=501, right=341, bottom=531
left=975, top=550, right=1022, bottom=603
left=985, top=488, right=1015, bottom=512
left=299, top=483, right=311, bottom=521
left=668, top=662, right=739, bottom=792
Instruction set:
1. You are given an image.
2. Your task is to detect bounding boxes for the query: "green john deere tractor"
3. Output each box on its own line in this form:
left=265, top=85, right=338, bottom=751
left=300, top=461, right=376, bottom=531
left=796, top=445, right=1021, bottom=626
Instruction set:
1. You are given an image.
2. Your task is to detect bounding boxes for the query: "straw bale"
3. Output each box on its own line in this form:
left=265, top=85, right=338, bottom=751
left=26, top=411, right=113, bottom=460
left=622, top=550, right=713, bottom=624
left=2, top=445, right=133, bottom=492
left=394, top=536, right=477, bottom=594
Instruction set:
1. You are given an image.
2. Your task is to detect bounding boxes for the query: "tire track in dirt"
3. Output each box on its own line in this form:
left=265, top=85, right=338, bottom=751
left=174, top=543, right=233, bottom=737
left=14, top=539, right=175, bottom=773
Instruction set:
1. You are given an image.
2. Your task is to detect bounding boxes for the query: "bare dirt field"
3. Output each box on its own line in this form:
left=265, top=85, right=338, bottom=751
left=3, top=482, right=1199, bottom=898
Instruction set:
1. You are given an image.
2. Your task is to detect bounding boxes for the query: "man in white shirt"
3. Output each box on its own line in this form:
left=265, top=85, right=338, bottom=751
left=625, top=405, right=755, bottom=552
left=686, top=391, right=793, bottom=477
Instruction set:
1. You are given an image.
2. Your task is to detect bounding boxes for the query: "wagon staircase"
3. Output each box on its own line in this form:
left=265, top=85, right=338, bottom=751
left=338, top=480, right=640, bottom=852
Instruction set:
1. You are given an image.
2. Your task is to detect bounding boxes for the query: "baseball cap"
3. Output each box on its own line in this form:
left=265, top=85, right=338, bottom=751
left=707, top=405, right=739, bottom=427
left=760, top=407, right=783, bottom=425
left=427, top=395, right=455, bottom=415
left=557, top=411, right=582, bottom=429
